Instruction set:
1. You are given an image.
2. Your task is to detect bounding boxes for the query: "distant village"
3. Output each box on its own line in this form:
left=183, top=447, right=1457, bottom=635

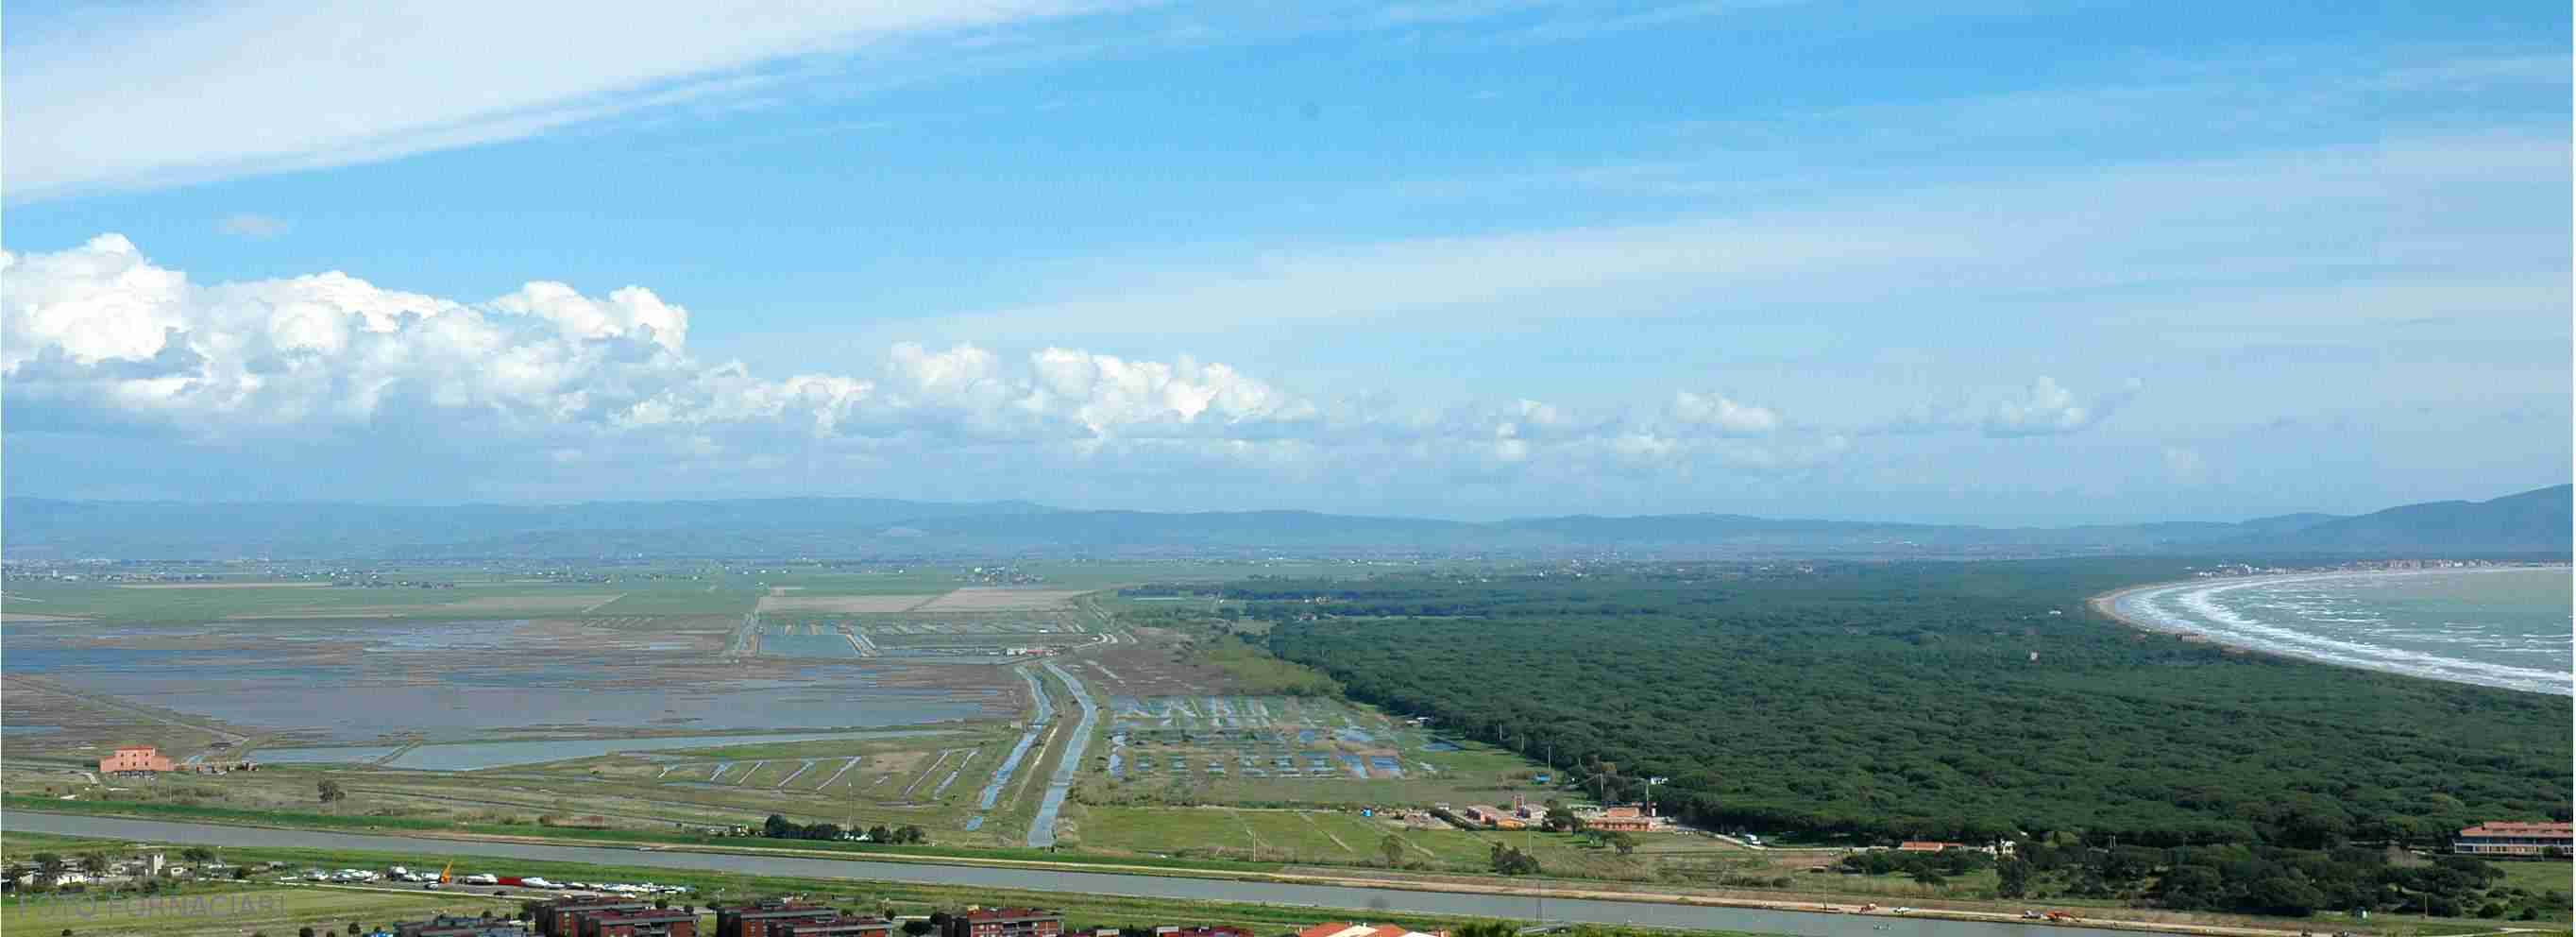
left=2185, top=557, right=2545, bottom=578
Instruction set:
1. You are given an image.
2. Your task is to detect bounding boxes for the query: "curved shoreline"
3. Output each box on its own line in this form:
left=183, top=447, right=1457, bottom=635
left=2088, top=568, right=2573, bottom=695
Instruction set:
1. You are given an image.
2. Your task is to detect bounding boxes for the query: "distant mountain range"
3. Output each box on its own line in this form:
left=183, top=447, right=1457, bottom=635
left=3, top=485, right=2565, bottom=560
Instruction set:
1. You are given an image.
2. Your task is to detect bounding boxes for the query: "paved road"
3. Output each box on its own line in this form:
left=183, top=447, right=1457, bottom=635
left=1027, top=660, right=1097, bottom=847
left=7, top=812, right=2188, bottom=937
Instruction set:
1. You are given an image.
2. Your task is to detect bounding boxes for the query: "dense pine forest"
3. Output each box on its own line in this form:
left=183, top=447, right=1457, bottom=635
left=1238, top=560, right=2568, bottom=847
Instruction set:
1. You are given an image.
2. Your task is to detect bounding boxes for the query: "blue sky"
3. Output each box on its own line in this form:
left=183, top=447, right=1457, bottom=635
left=4, top=1, right=2568, bottom=522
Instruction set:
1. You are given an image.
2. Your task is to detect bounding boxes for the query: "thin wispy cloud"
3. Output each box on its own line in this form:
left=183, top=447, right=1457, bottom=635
left=901, top=130, right=2566, bottom=343
left=2, top=1, right=1124, bottom=200
left=215, top=213, right=290, bottom=239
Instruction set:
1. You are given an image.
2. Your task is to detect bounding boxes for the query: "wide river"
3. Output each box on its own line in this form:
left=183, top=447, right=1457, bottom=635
left=4, top=813, right=2188, bottom=937
left=2106, top=567, right=2571, bottom=695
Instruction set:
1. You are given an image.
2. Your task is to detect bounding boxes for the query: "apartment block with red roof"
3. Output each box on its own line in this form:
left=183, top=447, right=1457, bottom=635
left=2455, top=822, right=2572, bottom=858
left=580, top=909, right=698, bottom=937
left=718, top=901, right=839, bottom=937
left=941, top=908, right=1061, bottom=937
left=1294, top=922, right=1447, bottom=937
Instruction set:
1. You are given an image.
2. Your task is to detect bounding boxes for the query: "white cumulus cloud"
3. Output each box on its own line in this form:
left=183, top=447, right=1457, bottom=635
left=1670, top=390, right=1781, bottom=434
left=1980, top=376, right=2142, bottom=437
left=1, top=235, right=2145, bottom=501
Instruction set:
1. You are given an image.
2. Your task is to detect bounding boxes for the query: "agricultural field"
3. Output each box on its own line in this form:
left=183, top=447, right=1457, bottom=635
left=1089, top=694, right=1532, bottom=798
left=1, top=558, right=1586, bottom=863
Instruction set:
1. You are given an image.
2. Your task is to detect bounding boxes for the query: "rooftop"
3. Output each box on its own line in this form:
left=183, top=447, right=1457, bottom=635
left=960, top=908, right=1060, bottom=922
left=2460, top=822, right=2573, bottom=838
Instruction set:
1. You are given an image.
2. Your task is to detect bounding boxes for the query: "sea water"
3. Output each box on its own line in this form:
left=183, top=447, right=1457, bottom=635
left=2111, top=567, right=2572, bottom=695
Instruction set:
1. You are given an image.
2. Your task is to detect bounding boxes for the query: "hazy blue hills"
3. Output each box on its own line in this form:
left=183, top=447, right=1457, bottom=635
left=2, top=486, right=2563, bottom=559
left=1, top=497, right=1058, bottom=559
left=2231, top=484, right=2570, bottom=552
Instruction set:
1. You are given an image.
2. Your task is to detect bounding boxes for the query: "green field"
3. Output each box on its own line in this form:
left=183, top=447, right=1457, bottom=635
left=2, top=883, right=517, bottom=937
left=2491, top=860, right=2575, bottom=898
left=1074, top=805, right=1683, bottom=879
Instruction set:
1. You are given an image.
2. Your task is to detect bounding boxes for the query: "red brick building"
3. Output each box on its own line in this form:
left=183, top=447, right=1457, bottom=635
left=717, top=900, right=839, bottom=937
left=778, top=918, right=894, bottom=937
left=396, top=915, right=524, bottom=937
left=581, top=908, right=699, bottom=937
left=941, top=908, right=1062, bottom=937
left=528, top=898, right=652, bottom=936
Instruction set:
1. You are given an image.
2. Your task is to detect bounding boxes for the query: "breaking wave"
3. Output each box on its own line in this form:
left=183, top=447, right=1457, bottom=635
left=2109, top=569, right=2572, bottom=696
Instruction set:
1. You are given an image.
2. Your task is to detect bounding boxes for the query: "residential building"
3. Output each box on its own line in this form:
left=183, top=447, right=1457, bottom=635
left=779, top=918, right=894, bottom=937
left=1294, top=923, right=1446, bottom=937
left=1897, top=842, right=1965, bottom=853
left=581, top=909, right=698, bottom=937
left=2455, top=822, right=2573, bottom=858
left=528, top=898, right=651, bottom=936
left=941, top=908, right=1062, bottom=937
left=396, top=915, right=528, bottom=937
left=1153, top=927, right=1254, bottom=937
left=1585, top=806, right=1654, bottom=833
left=717, top=899, right=839, bottom=937
left=99, top=745, right=175, bottom=775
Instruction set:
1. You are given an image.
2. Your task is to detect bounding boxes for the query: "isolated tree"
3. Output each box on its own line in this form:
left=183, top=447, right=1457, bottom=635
left=1605, top=830, right=1637, bottom=856
left=765, top=814, right=794, bottom=838
left=1995, top=858, right=2032, bottom=899
left=298, top=928, right=315, bottom=937
left=1486, top=843, right=1540, bottom=876
left=316, top=779, right=346, bottom=804
left=180, top=846, right=216, bottom=863
left=869, top=825, right=893, bottom=843
left=1381, top=834, right=1405, bottom=867
left=78, top=854, right=109, bottom=875
left=33, top=853, right=63, bottom=877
